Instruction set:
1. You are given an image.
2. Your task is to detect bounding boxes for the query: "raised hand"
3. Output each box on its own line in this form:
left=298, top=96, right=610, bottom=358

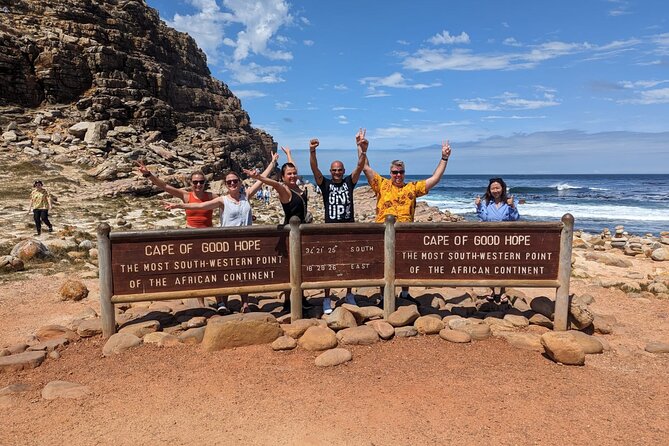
left=475, top=196, right=481, bottom=206
left=507, top=195, right=515, bottom=207
left=271, top=152, right=279, bottom=163
left=309, top=139, right=319, bottom=151
left=135, top=159, right=151, bottom=177
left=441, top=140, right=451, bottom=159
left=356, top=128, right=366, bottom=145
left=163, top=200, right=182, bottom=210
left=281, top=146, right=291, bottom=156
left=243, top=167, right=260, bottom=179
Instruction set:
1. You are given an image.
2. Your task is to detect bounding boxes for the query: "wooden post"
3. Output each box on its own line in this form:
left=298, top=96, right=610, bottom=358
left=288, top=216, right=303, bottom=321
left=383, top=215, right=396, bottom=319
left=554, top=213, right=574, bottom=331
left=97, top=223, right=115, bottom=338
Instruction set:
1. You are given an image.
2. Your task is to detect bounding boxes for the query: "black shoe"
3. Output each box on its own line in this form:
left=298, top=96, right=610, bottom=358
left=283, top=297, right=313, bottom=311
left=48, top=227, right=53, bottom=233
left=400, top=293, right=420, bottom=306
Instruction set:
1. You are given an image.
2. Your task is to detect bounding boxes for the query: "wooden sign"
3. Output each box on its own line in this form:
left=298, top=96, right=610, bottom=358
left=395, top=226, right=561, bottom=281
left=110, top=231, right=289, bottom=295
left=301, top=231, right=384, bottom=282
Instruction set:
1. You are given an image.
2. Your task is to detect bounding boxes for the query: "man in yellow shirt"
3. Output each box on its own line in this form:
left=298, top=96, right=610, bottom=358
left=28, top=180, right=54, bottom=235
left=360, top=132, right=452, bottom=302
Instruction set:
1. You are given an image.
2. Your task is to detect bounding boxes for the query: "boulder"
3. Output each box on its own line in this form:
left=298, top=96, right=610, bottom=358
left=567, top=331, right=604, bottom=354
left=530, top=297, right=555, bottom=319
left=282, top=318, right=321, bottom=339
left=271, top=335, right=297, bottom=351
left=11, top=239, right=51, bottom=262
left=455, top=323, right=491, bottom=341
left=387, top=305, right=420, bottom=327
left=651, top=248, right=669, bottom=262
left=503, top=314, right=530, bottom=328
left=394, top=326, right=418, bottom=338
left=35, top=325, right=79, bottom=342
left=414, top=316, right=445, bottom=334
left=439, top=328, right=471, bottom=343
left=0, top=351, right=47, bottom=372
left=298, top=326, right=338, bottom=351
left=529, top=313, right=554, bottom=329
left=179, top=327, right=206, bottom=345
left=540, top=332, right=586, bottom=365
left=143, top=332, right=181, bottom=346
left=58, top=279, right=89, bottom=301
left=201, top=313, right=283, bottom=351
left=0, top=255, right=24, bottom=272
left=324, top=307, right=358, bottom=331
left=341, top=304, right=384, bottom=323
left=498, top=332, right=544, bottom=352
left=315, top=348, right=352, bottom=367
left=569, top=298, right=594, bottom=330
left=119, top=320, right=160, bottom=338
left=365, top=320, right=395, bottom=340
left=102, top=333, right=142, bottom=356
left=336, top=325, right=379, bottom=345
left=41, top=381, right=91, bottom=400
left=644, top=341, right=669, bottom=354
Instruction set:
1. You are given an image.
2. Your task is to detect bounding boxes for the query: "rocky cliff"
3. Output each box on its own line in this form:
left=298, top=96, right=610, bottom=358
left=0, top=0, right=275, bottom=195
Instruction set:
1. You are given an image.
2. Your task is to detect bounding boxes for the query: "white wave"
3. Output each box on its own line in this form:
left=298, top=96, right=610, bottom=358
left=553, top=183, right=580, bottom=191
left=421, top=198, right=669, bottom=222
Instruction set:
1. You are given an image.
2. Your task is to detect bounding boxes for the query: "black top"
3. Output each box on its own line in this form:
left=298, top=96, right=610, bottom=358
left=318, top=176, right=356, bottom=223
left=281, top=189, right=308, bottom=224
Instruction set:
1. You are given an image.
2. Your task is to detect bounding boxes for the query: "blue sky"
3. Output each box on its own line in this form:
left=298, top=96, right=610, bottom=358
left=145, top=0, right=669, bottom=174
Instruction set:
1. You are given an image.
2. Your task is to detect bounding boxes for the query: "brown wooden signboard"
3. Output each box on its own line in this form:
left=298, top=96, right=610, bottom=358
left=111, top=231, right=289, bottom=295
left=301, top=231, right=384, bottom=282
left=395, top=226, right=561, bottom=281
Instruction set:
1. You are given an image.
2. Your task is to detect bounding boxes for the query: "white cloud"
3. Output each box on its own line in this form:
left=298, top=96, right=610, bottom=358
left=503, top=37, right=522, bottom=47
left=457, top=89, right=560, bottom=111
left=303, top=39, right=314, bottom=46
left=333, top=84, right=348, bottom=91
left=275, top=101, right=292, bottom=110
left=359, top=72, right=441, bottom=90
left=482, top=115, right=546, bottom=120
left=427, top=30, right=470, bottom=45
left=336, top=115, right=349, bottom=124
left=409, top=107, right=424, bottom=112
left=233, top=89, right=267, bottom=99
left=397, top=40, right=410, bottom=46
left=164, top=0, right=295, bottom=84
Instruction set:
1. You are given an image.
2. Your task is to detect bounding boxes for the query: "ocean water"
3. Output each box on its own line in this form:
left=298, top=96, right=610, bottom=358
left=301, top=174, right=669, bottom=236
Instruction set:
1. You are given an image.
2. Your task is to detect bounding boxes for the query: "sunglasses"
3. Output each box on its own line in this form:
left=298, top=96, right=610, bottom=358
left=390, top=170, right=405, bottom=175
left=192, top=180, right=206, bottom=185
left=225, top=179, right=239, bottom=185
left=330, top=168, right=343, bottom=172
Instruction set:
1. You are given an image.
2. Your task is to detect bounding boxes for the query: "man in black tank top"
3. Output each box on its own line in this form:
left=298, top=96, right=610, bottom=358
left=309, top=135, right=368, bottom=314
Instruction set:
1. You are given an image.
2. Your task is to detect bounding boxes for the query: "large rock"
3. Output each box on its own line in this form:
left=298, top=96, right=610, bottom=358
left=271, top=335, right=297, bottom=351
left=10, top=239, right=51, bottom=262
left=336, top=326, right=379, bottom=345
left=119, top=320, right=161, bottom=338
left=0, top=255, right=24, bottom=272
left=540, top=332, right=586, bottom=365
left=58, top=279, right=89, bottom=301
left=530, top=297, right=555, bottom=319
left=0, top=351, right=47, bottom=372
left=644, top=341, right=669, bottom=353
left=324, top=307, right=358, bottom=331
left=201, top=313, right=282, bottom=351
left=498, top=332, right=544, bottom=352
left=365, top=320, right=395, bottom=340
left=414, top=316, right=445, bottom=334
left=439, top=328, right=471, bottom=343
left=341, top=304, right=384, bottom=324
left=41, top=381, right=91, bottom=400
left=569, top=297, right=594, bottom=330
left=143, top=332, right=181, bottom=346
left=387, top=305, right=420, bottom=327
left=281, top=318, right=321, bottom=339
left=35, top=325, right=79, bottom=342
left=298, top=326, right=338, bottom=351
left=179, top=327, right=206, bottom=345
left=76, top=319, right=103, bottom=337
left=315, top=348, right=352, bottom=367
left=567, top=331, right=604, bottom=354
left=102, top=333, right=142, bottom=356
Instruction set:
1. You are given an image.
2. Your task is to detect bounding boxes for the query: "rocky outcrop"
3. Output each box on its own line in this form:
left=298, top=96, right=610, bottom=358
left=0, top=0, right=275, bottom=192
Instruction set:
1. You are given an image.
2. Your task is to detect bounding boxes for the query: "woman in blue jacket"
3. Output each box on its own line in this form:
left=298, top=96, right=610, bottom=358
left=475, top=177, right=519, bottom=303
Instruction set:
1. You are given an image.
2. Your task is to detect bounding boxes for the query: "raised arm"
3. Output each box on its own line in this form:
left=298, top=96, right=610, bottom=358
left=424, top=140, right=452, bottom=192
left=165, top=196, right=223, bottom=211
left=135, top=160, right=189, bottom=202
left=358, top=130, right=376, bottom=184
left=243, top=168, right=292, bottom=203
left=308, top=139, right=324, bottom=186
left=351, top=128, right=368, bottom=184
left=247, top=152, right=279, bottom=198
left=281, top=146, right=296, bottom=165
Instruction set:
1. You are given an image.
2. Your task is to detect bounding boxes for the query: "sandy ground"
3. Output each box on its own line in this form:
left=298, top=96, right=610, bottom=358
left=1, top=269, right=669, bottom=446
